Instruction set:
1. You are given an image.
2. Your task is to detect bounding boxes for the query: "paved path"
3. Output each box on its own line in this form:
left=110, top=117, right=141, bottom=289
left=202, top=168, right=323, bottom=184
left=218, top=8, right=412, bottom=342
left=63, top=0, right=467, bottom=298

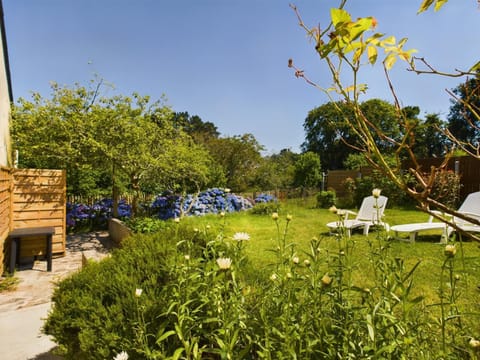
left=0, top=232, right=113, bottom=360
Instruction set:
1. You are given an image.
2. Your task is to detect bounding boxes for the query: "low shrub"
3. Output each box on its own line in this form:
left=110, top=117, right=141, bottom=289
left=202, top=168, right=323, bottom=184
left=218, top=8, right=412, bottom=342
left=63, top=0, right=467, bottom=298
left=316, top=190, right=336, bottom=208
left=250, top=193, right=279, bottom=215
left=250, top=201, right=280, bottom=215
left=125, top=217, right=170, bottom=234
left=430, top=169, right=462, bottom=209
left=46, top=213, right=477, bottom=359
left=0, top=275, right=19, bottom=292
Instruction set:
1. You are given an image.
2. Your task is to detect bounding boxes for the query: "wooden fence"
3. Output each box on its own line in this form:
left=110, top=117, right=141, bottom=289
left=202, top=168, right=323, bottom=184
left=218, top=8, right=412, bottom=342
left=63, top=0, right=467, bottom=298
left=403, top=156, right=480, bottom=200
left=1, top=168, right=66, bottom=274
left=0, top=167, right=12, bottom=274
left=326, top=168, right=373, bottom=197
left=326, top=156, right=480, bottom=201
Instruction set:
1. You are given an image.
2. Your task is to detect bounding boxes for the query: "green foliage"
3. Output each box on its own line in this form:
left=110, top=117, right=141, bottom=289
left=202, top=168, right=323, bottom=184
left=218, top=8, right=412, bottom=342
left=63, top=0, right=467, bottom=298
left=204, top=133, right=264, bottom=192
left=447, top=76, right=480, bottom=149
left=293, top=151, right=322, bottom=189
left=252, top=149, right=299, bottom=192
left=45, top=206, right=480, bottom=359
left=0, top=275, right=19, bottom=292
left=316, top=190, right=336, bottom=208
left=125, top=217, right=170, bottom=234
left=250, top=201, right=280, bottom=215
left=355, top=173, right=413, bottom=208
left=302, top=100, right=404, bottom=170
left=43, top=230, right=179, bottom=359
left=11, top=80, right=217, bottom=211
left=430, top=169, right=462, bottom=209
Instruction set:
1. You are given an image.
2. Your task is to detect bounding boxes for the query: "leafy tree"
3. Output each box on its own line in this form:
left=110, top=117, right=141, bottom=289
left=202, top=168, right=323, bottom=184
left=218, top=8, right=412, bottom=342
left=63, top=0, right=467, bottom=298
left=90, top=93, right=214, bottom=216
left=11, top=81, right=112, bottom=196
left=253, top=148, right=299, bottom=191
left=293, top=151, right=322, bottom=192
left=302, top=101, right=355, bottom=170
left=205, top=134, right=264, bottom=192
left=302, top=99, right=402, bottom=169
left=11, top=81, right=214, bottom=216
left=447, top=76, right=480, bottom=151
left=172, top=111, right=220, bottom=144
left=413, top=113, right=449, bottom=158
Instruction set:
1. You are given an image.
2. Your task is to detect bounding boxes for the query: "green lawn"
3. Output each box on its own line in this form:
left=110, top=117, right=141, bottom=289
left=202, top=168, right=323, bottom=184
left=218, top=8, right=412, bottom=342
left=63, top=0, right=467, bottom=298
left=181, top=199, right=480, bottom=314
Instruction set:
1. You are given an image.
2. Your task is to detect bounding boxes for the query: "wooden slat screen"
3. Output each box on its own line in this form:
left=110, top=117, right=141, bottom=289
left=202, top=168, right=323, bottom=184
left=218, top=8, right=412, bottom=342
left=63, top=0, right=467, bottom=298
left=12, top=169, right=66, bottom=258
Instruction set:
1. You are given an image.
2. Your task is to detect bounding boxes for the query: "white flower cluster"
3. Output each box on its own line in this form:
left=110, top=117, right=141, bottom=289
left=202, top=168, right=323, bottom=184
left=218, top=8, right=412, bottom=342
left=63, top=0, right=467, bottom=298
left=233, top=232, right=250, bottom=241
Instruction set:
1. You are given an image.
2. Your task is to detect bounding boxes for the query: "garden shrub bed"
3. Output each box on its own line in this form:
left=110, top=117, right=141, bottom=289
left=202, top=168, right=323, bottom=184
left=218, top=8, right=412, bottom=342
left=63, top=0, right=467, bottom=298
left=44, top=208, right=480, bottom=359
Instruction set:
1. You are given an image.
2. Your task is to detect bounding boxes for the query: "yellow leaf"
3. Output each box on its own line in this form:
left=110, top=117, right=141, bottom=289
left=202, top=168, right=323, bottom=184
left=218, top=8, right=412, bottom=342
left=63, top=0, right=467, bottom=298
left=434, top=0, right=448, bottom=11
left=384, top=53, right=397, bottom=70
left=353, top=48, right=363, bottom=64
left=418, top=0, right=434, bottom=13
left=331, top=8, right=351, bottom=27
left=381, top=36, right=396, bottom=46
left=469, top=61, right=480, bottom=72
left=398, top=37, right=409, bottom=48
left=367, top=46, right=378, bottom=65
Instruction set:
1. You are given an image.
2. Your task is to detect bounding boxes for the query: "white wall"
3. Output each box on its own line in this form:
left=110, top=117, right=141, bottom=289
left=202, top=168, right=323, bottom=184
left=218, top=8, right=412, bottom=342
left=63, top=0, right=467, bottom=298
left=0, top=26, right=10, bottom=167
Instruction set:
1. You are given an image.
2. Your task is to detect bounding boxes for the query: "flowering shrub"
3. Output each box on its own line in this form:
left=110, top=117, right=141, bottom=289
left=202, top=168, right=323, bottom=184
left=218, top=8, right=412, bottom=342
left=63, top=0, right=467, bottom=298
left=250, top=193, right=279, bottom=215
left=254, top=193, right=277, bottom=203
left=66, top=199, right=131, bottom=233
left=67, top=188, right=254, bottom=232
left=47, top=212, right=477, bottom=358
left=150, top=188, right=253, bottom=219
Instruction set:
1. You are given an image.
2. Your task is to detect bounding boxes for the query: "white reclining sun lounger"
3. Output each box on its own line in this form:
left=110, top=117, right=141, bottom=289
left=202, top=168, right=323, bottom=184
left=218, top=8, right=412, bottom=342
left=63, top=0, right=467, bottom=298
left=390, top=215, right=448, bottom=243
left=447, top=191, right=480, bottom=238
left=326, top=195, right=389, bottom=237
left=391, top=191, right=480, bottom=243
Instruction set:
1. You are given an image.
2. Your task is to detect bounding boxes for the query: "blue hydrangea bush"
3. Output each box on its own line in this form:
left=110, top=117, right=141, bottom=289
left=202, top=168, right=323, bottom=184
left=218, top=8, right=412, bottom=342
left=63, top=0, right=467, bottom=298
left=150, top=188, right=254, bottom=219
left=66, top=199, right=131, bottom=233
left=66, top=188, right=256, bottom=232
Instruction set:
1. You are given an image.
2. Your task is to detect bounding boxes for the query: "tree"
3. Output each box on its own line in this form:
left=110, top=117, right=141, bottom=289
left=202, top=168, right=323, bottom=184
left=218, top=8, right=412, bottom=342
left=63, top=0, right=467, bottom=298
left=253, top=148, right=299, bottom=192
left=413, top=113, right=449, bottom=158
left=90, top=93, right=214, bottom=216
left=447, top=76, right=480, bottom=152
left=205, top=134, right=264, bottom=192
left=11, top=81, right=214, bottom=216
left=302, top=99, right=402, bottom=170
left=302, top=101, right=355, bottom=170
left=293, top=151, right=322, bottom=193
left=11, top=81, right=113, bottom=196
left=172, top=111, right=220, bottom=144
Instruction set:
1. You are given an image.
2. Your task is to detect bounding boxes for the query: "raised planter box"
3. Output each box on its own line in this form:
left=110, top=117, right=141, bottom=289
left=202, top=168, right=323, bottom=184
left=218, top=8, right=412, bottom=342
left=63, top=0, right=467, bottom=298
left=108, top=218, right=132, bottom=246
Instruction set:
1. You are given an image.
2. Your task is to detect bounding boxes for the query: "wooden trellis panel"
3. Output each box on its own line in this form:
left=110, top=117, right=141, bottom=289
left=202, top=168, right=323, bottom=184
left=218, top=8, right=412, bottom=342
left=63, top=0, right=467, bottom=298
left=12, top=169, right=66, bottom=258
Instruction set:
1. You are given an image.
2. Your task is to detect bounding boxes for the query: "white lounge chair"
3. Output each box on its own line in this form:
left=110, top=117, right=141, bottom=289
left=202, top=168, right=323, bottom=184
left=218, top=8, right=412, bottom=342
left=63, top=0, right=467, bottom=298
left=390, top=212, right=449, bottom=243
left=447, top=191, right=480, bottom=238
left=390, top=191, right=480, bottom=243
left=326, top=195, right=389, bottom=237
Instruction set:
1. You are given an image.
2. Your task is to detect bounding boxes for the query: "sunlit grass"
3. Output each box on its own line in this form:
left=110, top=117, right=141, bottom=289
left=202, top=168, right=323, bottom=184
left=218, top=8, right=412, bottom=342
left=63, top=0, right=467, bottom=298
left=181, top=198, right=480, bottom=313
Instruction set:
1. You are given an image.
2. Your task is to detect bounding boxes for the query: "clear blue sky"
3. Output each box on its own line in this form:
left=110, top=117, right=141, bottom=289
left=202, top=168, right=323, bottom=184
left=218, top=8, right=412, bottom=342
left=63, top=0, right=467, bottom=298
left=3, top=1, right=479, bottom=153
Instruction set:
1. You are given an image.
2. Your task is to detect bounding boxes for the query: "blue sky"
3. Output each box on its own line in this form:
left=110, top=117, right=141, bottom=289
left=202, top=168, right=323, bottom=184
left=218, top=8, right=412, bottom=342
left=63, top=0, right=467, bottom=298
left=3, top=1, right=479, bottom=153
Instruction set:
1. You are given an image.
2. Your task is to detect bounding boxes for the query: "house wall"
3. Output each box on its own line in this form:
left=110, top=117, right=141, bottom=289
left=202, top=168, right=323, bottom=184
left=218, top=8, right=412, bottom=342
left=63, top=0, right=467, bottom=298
left=0, top=15, right=11, bottom=167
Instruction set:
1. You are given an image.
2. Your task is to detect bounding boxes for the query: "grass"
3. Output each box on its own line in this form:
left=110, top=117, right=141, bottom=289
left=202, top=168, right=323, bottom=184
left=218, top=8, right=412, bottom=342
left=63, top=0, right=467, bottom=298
left=180, top=198, right=480, bottom=316
left=0, top=275, right=19, bottom=293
